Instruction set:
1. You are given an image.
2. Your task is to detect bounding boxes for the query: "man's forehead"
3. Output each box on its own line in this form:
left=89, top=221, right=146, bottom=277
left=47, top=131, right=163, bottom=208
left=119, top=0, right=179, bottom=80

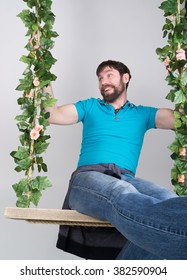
left=99, top=66, right=118, bottom=76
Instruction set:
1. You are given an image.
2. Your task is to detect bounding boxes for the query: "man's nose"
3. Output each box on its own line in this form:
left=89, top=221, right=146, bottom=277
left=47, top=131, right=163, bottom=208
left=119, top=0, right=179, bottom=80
left=101, top=77, right=109, bottom=86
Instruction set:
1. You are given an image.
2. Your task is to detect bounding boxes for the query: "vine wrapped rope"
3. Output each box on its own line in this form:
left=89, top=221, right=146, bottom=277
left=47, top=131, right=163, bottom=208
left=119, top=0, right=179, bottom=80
left=10, top=0, right=58, bottom=207
left=156, top=0, right=187, bottom=195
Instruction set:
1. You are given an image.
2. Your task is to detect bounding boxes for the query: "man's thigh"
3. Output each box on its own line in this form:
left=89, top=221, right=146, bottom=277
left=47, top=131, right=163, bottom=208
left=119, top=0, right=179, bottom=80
left=121, top=175, right=177, bottom=200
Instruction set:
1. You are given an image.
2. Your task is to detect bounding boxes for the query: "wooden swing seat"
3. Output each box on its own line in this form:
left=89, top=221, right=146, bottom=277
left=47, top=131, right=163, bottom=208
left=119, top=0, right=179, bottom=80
left=4, top=207, right=113, bottom=227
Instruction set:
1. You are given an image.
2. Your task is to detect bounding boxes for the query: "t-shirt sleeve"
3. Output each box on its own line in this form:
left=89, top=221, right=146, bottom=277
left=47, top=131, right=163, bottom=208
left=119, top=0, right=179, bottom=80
left=146, top=107, right=159, bottom=129
left=74, top=98, right=93, bottom=122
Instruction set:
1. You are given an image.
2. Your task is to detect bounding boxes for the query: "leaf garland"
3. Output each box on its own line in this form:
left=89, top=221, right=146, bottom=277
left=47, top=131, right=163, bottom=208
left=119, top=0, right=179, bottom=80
left=11, top=0, right=58, bottom=207
left=156, top=0, right=187, bottom=195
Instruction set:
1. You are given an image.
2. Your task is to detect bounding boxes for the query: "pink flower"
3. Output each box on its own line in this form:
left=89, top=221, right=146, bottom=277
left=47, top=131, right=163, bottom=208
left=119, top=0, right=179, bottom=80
left=164, top=56, right=170, bottom=66
left=34, top=124, right=43, bottom=132
left=179, top=108, right=184, bottom=114
left=170, top=15, right=175, bottom=21
left=178, top=174, right=185, bottom=183
left=30, top=124, right=43, bottom=140
left=33, top=77, right=40, bottom=87
left=34, top=44, right=39, bottom=50
left=30, top=129, right=40, bottom=140
left=179, top=148, right=187, bottom=157
left=25, top=92, right=34, bottom=98
left=176, top=49, right=186, bottom=61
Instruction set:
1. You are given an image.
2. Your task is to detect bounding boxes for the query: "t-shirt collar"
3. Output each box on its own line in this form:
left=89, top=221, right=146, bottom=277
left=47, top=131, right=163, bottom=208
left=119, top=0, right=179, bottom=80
left=98, top=98, right=131, bottom=110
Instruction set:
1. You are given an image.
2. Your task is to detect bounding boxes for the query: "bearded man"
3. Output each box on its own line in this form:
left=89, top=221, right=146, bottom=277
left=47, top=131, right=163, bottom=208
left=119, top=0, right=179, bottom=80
left=43, top=59, right=187, bottom=260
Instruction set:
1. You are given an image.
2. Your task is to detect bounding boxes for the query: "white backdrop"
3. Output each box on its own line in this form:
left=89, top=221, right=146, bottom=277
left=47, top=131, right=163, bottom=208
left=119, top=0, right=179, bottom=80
left=0, top=0, right=175, bottom=259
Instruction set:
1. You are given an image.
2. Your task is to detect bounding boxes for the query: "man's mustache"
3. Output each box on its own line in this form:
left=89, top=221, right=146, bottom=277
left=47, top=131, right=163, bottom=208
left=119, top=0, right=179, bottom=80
left=101, top=84, right=114, bottom=91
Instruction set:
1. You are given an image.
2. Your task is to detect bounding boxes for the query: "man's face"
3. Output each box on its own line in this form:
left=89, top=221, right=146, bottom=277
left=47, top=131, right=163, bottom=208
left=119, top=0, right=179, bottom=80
left=98, top=66, right=126, bottom=103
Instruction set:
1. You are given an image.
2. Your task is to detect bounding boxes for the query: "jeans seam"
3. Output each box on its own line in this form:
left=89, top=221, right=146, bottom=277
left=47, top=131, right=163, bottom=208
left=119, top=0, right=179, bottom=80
left=71, top=185, right=187, bottom=238
left=113, top=203, right=187, bottom=238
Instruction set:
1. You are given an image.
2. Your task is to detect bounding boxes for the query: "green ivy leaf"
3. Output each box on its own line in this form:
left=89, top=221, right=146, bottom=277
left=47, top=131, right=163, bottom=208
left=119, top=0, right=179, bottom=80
left=31, top=176, right=52, bottom=191
left=168, top=142, right=179, bottom=153
left=24, top=0, right=36, bottom=9
left=34, top=141, right=49, bottom=154
left=38, top=116, right=50, bottom=128
left=180, top=69, right=187, bottom=86
left=19, top=55, right=32, bottom=65
left=12, top=178, right=29, bottom=197
left=16, top=196, right=30, bottom=208
left=15, top=114, right=29, bottom=122
left=166, top=89, right=176, bottom=102
left=13, top=146, right=29, bottom=160
left=174, top=119, right=182, bottom=128
left=159, top=0, right=178, bottom=15
left=174, top=90, right=186, bottom=104
left=42, top=97, right=57, bottom=108
left=170, top=152, right=178, bottom=160
left=17, top=121, right=29, bottom=131
left=16, top=83, right=29, bottom=91
left=17, top=10, right=36, bottom=29
left=36, top=157, right=43, bottom=164
left=17, top=158, right=32, bottom=170
left=184, top=102, right=187, bottom=115
left=15, top=166, right=23, bottom=172
left=30, top=190, right=42, bottom=206
left=42, top=163, right=48, bottom=172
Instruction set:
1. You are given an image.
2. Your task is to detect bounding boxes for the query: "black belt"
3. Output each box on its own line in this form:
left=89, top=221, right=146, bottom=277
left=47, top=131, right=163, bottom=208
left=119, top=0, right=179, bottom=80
left=70, top=163, right=134, bottom=183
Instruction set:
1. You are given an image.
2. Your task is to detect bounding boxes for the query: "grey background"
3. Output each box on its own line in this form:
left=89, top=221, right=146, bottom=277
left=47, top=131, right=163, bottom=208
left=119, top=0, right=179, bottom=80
left=1, top=0, right=175, bottom=259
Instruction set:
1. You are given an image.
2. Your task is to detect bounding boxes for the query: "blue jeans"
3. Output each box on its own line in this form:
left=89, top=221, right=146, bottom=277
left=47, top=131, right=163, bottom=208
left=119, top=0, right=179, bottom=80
left=68, top=171, right=187, bottom=259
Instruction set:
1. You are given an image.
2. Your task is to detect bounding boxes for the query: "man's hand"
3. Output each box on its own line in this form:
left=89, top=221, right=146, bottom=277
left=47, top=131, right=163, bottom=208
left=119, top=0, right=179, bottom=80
left=43, top=85, right=78, bottom=125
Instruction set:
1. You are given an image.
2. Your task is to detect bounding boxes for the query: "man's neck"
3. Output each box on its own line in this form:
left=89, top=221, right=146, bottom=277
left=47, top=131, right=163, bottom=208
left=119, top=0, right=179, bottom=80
left=109, top=95, right=127, bottom=110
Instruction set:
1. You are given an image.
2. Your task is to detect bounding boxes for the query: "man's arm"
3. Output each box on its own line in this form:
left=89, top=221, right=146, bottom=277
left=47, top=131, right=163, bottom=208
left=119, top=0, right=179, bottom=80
left=155, top=108, right=174, bottom=129
left=43, top=85, right=78, bottom=125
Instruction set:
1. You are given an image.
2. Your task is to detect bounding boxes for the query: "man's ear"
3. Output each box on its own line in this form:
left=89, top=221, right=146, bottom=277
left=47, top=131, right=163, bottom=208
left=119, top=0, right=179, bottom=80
left=122, top=73, right=130, bottom=84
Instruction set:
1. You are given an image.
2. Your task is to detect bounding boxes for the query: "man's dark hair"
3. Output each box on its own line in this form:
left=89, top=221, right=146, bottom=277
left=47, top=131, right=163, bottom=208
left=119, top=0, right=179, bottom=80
left=96, top=60, right=132, bottom=88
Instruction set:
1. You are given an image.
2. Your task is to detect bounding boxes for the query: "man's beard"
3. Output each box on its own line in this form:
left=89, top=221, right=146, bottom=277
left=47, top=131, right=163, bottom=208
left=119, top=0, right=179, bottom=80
left=100, top=81, right=126, bottom=103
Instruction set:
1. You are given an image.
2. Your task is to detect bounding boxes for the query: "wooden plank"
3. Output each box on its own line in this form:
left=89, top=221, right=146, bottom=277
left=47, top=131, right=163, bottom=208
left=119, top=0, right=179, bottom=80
left=4, top=207, right=113, bottom=227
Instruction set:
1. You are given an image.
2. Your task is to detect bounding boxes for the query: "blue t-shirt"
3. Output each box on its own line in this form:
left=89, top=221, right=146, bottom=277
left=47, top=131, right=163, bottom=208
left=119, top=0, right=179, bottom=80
left=74, top=98, right=158, bottom=175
